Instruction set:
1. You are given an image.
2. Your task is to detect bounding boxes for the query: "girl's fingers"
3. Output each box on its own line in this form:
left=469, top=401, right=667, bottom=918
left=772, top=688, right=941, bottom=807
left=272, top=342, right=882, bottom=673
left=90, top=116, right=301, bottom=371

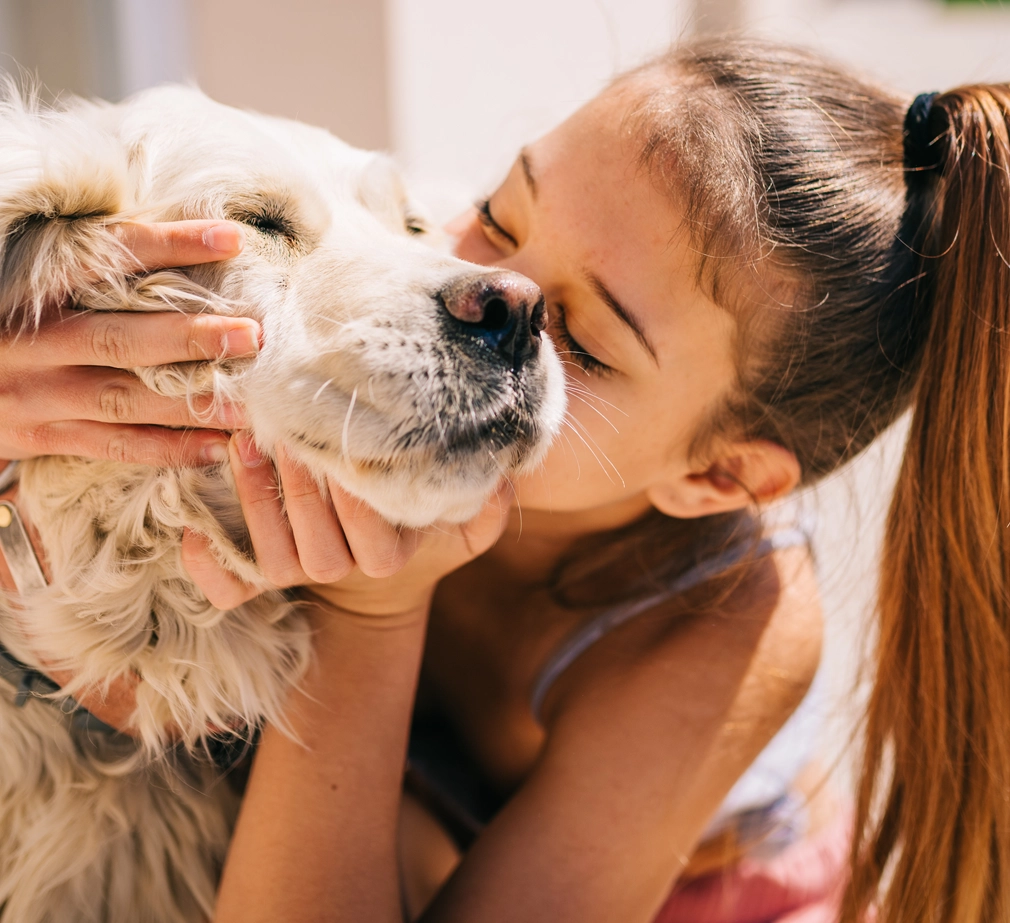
left=0, top=220, right=256, bottom=469
left=26, top=421, right=230, bottom=466
left=185, top=438, right=506, bottom=610
left=17, top=366, right=243, bottom=429
left=37, top=309, right=261, bottom=370
left=274, top=447, right=354, bottom=584
left=111, top=220, right=245, bottom=271
left=229, top=433, right=309, bottom=588
left=181, top=528, right=262, bottom=610
left=328, top=478, right=419, bottom=578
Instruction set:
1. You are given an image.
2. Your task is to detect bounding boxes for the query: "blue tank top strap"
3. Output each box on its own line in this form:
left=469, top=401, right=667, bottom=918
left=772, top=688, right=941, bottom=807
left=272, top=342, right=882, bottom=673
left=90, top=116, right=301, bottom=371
left=529, top=524, right=811, bottom=723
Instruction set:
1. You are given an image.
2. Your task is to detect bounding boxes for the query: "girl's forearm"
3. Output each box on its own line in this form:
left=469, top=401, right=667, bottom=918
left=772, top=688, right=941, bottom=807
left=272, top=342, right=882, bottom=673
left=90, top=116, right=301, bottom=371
left=214, top=603, right=429, bottom=923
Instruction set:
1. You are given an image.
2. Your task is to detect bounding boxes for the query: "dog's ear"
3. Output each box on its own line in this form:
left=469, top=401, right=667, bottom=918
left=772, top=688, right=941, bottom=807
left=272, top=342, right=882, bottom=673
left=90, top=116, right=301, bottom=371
left=356, top=154, right=405, bottom=221
left=356, top=154, right=438, bottom=241
left=0, top=88, right=137, bottom=331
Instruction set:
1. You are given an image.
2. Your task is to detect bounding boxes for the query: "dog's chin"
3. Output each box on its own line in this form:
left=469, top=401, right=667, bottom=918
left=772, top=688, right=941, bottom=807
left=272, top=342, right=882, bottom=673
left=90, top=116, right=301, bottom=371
left=286, top=427, right=554, bottom=528
left=324, top=458, right=496, bottom=528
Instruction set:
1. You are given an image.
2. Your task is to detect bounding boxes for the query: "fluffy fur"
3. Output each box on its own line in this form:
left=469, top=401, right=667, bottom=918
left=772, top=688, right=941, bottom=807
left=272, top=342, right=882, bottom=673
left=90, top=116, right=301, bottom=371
left=0, top=86, right=564, bottom=922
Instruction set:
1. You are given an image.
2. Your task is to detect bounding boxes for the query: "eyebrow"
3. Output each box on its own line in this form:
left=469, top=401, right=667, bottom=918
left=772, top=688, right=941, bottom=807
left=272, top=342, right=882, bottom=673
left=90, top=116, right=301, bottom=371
left=519, top=148, right=538, bottom=200
left=587, top=273, right=659, bottom=365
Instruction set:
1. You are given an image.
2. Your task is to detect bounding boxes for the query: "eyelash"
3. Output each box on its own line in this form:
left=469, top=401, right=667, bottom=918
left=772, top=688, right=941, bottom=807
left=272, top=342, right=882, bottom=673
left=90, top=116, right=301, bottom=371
left=552, top=302, right=612, bottom=375
left=476, top=197, right=611, bottom=375
left=475, top=197, right=517, bottom=247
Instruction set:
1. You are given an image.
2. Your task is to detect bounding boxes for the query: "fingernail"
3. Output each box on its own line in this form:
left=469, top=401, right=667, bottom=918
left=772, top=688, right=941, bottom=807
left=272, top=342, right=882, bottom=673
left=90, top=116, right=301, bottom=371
left=235, top=432, right=264, bottom=467
left=217, top=402, right=247, bottom=428
left=203, top=222, right=244, bottom=254
left=221, top=321, right=261, bottom=358
left=202, top=440, right=230, bottom=464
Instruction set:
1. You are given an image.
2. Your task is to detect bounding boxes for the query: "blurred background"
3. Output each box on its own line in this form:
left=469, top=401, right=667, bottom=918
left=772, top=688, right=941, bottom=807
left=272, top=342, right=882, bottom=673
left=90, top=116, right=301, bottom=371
left=2, top=0, right=1008, bottom=787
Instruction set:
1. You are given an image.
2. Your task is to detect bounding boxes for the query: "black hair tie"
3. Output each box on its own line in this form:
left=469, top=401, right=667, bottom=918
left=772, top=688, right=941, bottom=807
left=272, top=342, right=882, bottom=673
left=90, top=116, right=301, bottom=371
left=904, top=92, right=940, bottom=170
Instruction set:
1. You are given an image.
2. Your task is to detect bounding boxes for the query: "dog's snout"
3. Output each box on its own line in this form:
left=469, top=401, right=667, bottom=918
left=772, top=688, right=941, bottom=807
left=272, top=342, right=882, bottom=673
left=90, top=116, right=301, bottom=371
left=438, top=271, right=544, bottom=368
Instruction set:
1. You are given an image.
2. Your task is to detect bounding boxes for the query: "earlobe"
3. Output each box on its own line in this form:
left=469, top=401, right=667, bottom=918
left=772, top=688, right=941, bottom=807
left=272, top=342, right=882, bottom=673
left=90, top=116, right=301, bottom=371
left=647, top=440, right=801, bottom=520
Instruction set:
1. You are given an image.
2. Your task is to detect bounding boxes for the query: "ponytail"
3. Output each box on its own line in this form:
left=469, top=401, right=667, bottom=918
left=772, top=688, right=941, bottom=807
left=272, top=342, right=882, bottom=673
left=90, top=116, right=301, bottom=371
left=846, top=86, right=1010, bottom=923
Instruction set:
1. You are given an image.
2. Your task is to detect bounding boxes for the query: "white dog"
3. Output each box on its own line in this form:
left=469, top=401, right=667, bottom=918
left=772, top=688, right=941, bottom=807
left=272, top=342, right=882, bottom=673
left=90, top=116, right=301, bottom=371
left=0, top=86, right=565, bottom=922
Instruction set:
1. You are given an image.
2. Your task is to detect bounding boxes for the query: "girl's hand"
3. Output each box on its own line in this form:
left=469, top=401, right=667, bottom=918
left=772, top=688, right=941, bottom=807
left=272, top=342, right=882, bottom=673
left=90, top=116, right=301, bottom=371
left=0, top=220, right=256, bottom=467
left=182, top=433, right=511, bottom=615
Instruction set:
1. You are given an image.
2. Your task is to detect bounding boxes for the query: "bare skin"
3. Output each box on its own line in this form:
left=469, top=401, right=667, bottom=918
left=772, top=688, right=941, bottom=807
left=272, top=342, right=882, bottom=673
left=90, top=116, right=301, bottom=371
left=213, top=522, right=820, bottom=923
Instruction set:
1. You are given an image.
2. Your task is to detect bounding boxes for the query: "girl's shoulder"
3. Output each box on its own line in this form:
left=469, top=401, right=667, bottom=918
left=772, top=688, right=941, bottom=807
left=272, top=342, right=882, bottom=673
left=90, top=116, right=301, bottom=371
left=539, top=538, right=823, bottom=740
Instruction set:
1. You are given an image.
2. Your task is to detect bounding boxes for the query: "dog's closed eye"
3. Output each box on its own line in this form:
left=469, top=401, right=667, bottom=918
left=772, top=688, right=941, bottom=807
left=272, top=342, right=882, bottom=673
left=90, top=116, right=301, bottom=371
left=227, top=197, right=303, bottom=248
left=243, top=212, right=294, bottom=238
left=404, top=212, right=427, bottom=236
left=234, top=210, right=297, bottom=243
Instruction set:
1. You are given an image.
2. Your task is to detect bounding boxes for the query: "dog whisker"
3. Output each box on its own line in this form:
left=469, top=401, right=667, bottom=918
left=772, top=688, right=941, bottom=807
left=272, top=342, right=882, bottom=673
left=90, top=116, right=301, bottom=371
left=564, top=381, right=628, bottom=417
left=303, top=312, right=353, bottom=332
left=566, top=390, right=621, bottom=434
left=563, top=412, right=625, bottom=487
left=341, top=387, right=358, bottom=459
left=312, top=378, right=334, bottom=403
left=556, top=426, right=583, bottom=482
left=498, top=472, right=523, bottom=540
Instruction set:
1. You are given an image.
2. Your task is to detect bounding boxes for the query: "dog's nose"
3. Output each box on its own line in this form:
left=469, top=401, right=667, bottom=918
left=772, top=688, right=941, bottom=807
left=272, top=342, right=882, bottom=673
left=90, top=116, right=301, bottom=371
left=438, top=271, right=546, bottom=369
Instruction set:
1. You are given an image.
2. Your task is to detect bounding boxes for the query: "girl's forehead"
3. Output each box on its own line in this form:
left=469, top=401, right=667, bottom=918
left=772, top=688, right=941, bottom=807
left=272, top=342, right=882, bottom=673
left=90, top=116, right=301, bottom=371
left=537, top=89, right=642, bottom=168
left=533, top=105, right=705, bottom=271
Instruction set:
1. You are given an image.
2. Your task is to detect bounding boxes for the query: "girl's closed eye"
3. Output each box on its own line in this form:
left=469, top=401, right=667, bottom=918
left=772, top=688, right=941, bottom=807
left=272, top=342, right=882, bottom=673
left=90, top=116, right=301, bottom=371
left=475, top=197, right=517, bottom=249
left=552, top=301, right=612, bottom=375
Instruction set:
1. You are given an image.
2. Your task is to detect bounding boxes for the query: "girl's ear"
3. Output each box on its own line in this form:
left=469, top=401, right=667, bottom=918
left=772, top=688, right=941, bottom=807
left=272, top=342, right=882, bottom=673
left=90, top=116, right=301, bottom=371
left=646, top=440, right=800, bottom=519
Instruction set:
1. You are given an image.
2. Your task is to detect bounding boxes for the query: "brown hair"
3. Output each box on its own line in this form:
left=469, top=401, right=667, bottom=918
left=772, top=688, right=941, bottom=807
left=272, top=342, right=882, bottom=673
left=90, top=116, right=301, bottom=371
left=845, top=86, right=1010, bottom=922
left=579, top=38, right=1010, bottom=923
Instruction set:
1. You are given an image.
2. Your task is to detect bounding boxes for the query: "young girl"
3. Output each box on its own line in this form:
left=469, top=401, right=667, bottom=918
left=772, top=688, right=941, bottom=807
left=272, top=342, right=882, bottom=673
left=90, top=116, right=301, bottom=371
left=2, top=37, right=1005, bottom=923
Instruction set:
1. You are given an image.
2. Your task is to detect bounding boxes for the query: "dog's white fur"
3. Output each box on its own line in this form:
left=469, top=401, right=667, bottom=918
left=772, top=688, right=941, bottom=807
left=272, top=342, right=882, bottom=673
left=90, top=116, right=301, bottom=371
left=0, top=86, right=564, bottom=922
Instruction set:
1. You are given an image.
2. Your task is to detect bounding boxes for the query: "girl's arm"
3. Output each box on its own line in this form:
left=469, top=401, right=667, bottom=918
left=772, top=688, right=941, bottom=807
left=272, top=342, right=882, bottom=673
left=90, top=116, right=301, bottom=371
left=215, top=603, right=429, bottom=923
left=212, top=445, right=511, bottom=922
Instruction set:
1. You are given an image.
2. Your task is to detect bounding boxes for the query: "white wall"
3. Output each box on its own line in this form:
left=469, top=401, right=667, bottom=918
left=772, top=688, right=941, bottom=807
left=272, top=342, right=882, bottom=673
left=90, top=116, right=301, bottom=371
left=386, top=0, right=694, bottom=216
left=0, top=0, right=391, bottom=151
left=111, top=0, right=191, bottom=99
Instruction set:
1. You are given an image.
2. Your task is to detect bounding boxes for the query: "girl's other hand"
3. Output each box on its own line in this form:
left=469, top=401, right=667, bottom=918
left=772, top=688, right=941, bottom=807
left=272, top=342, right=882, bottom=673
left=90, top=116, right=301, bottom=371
left=182, top=434, right=511, bottom=615
left=0, top=220, right=256, bottom=467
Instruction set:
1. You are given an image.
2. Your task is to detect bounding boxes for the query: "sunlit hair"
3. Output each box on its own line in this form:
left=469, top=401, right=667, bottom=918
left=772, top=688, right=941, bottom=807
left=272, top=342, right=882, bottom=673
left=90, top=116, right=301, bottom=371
left=849, top=86, right=1010, bottom=922
left=576, top=38, right=1010, bottom=923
